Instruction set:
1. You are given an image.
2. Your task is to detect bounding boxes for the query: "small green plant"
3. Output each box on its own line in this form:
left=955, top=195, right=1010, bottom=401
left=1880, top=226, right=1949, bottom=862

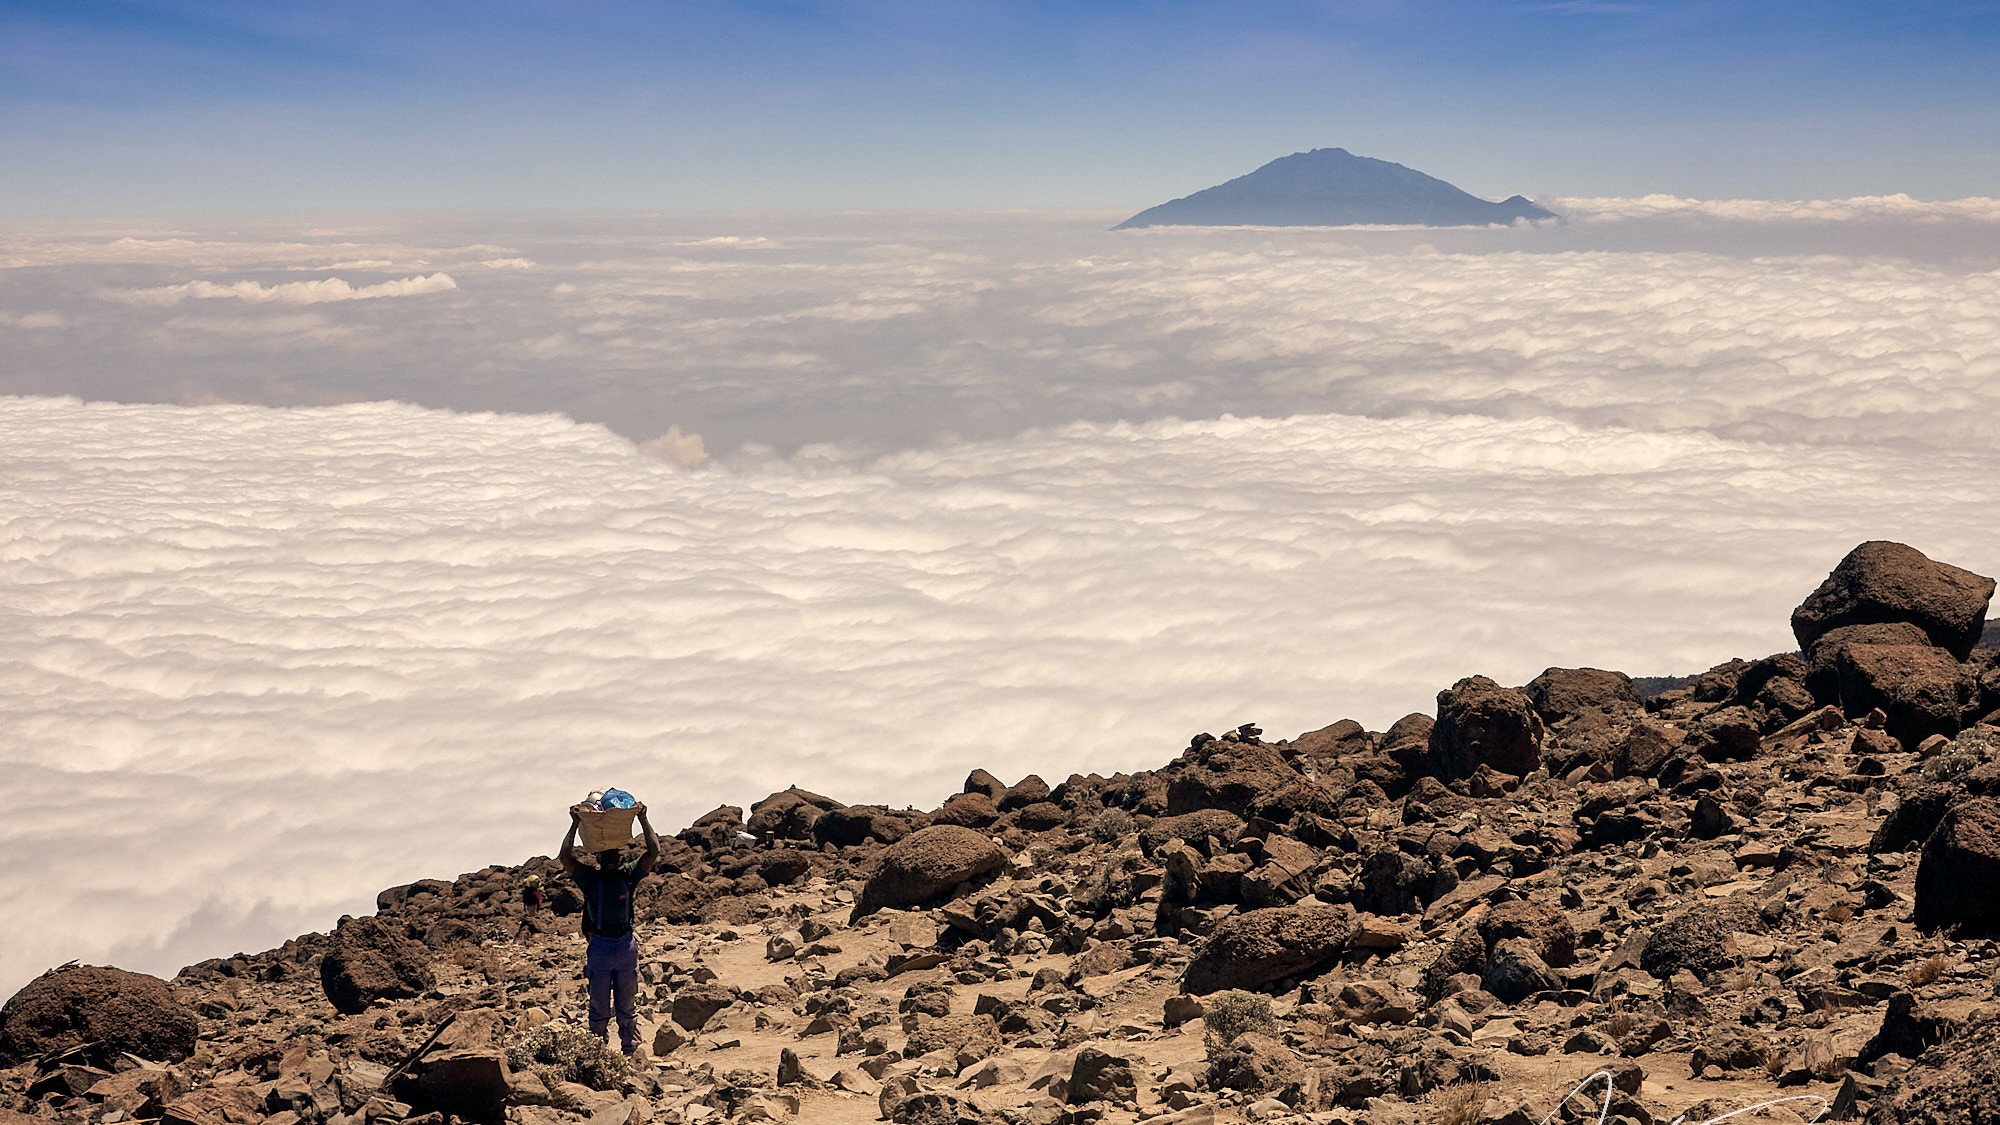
left=1201, top=989, right=1277, bottom=1049
left=507, top=1021, right=629, bottom=1098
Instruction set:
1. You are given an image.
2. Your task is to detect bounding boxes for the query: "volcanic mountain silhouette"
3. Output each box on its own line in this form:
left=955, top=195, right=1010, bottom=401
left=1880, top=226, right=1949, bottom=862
left=1114, top=147, right=1555, bottom=230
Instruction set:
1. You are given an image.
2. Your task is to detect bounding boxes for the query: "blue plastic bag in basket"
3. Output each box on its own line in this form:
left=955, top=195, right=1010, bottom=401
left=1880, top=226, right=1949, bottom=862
left=602, top=788, right=637, bottom=809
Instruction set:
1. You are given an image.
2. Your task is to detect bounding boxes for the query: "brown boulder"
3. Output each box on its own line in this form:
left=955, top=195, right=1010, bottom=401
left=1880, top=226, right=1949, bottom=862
left=1792, top=540, right=1995, bottom=661
left=319, top=916, right=434, bottom=1014
left=1832, top=642, right=1968, bottom=747
left=1352, top=842, right=1458, bottom=915
left=393, top=1008, right=511, bottom=1124
left=931, top=792, right=1000, bottom=828
left=745, top=786, right=841, bottom=841
left=1640, top=900, right=1761, bottom=980
left=1805, top=621, right=1932, bottom=697
left=1007, top=801, right=1066, bottom=831
left=1526, top=667, right=1640, bottom=724
left=963, top=768, right=1007, bottom=799
left=813, top=804, right=920, bottom=847
left=1914, top=797, right=2000, bottom=933
left=1284, top=719, right=1375, bottom=771
left=1239, top=834, right=1323, bottom=908
left=995, top=774, right=1051, bottom=812
left=853, top=825, right=1006, bottom=918
left=1165, top=738, right=1302, bottom=816
left=1727, top=653, right=1817, bottom=728
left=1688, top=704, right=1762, bottom=760
left=1429, top=676, right=1546, bottom=781
left=1477, top=899, right=1577, bottom=968
left=0, top=964, right=199, bottom=1065
left=1067, top=1046, right=1138, bottom=1104
left=1138, top=809, right=1245, bottom=857
left=1481, top=938, right=1561, bottom=1004
left=1181, top=903, right=1352, bottom=994
left=1205, top=1031, right=1299, bottom=1094
left=1868, top=1011, right=2000, bottom=1124
left=671, top=983, right=735, bottom=1031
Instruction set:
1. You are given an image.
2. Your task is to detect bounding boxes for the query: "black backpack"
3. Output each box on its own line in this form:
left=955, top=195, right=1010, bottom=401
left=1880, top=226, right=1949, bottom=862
left=578, top=864, right=636, bottom=937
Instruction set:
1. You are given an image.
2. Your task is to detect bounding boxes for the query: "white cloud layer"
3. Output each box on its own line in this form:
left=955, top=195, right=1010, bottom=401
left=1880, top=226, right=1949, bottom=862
left=2, top=395, right=1995, bottom=996
left=1554, top=193, right=2000, bottom=225
left=105, top=272, right=459, bottom=306
left=3, top=201, right=2000, bottom=997
left=8, top=206, right=2000, bottom=455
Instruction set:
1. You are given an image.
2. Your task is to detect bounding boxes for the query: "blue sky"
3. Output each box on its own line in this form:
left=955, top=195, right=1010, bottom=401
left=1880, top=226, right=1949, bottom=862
left=3, top=0, right=2000, bottom=215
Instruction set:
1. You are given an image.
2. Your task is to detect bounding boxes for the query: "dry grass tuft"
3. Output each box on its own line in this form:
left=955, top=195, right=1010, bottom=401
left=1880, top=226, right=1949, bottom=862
left=1909, top=953, right=1952, bottom=986
left=1426, top=1080, right=1491, bottom=1125
left=1606, top=1009, right=1637, bottom=1040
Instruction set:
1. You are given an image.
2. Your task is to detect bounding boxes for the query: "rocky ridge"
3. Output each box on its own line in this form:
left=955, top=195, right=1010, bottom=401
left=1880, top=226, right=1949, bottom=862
left=4, top=541, right=2000, bottom=1125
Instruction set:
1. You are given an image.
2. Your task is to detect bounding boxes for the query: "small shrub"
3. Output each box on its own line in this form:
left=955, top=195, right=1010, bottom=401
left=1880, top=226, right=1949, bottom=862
left=1824, top=902, right=1856, bottom=924
left=1909, top=953, right=1951, bottom=986
left=1202, top=989, right=1277, bottom=1049
left=507, top=1021, right=628, bottom=1097
left=1426, top=1081, right=1490, bottom=1125
left=1091, top=808, right=1136, bottom=844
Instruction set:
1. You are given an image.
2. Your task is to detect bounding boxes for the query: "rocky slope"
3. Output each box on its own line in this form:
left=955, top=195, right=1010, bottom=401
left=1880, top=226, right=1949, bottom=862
left=5, top=540, right=2000, bottom=1125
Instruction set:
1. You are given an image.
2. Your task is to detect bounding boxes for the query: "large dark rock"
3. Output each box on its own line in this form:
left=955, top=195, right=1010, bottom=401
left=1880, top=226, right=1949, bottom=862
left=1869, top=1011, right=2000, bottom=1124
left=1861, top=991, right=1960, bottom=1066
left=1526, top=667, right=1640, bottom=724
left=1640, top=900, right=1762, bottom=981
left=996, top=774, right=1051, bottom=812
left=1284, top=719, right=1375, bottom=773
left=813, top=804, right=919, bottom=847
left=1793, top=541, right=1995, bottom=661
left=1478, top=899, right=1577, bottom=968
left=0, top=965, right=199, bottom=1065
left=393, top=1008, right=511, bottom=1125
left=1914, top=797, right=2000, bottom=933
left=1804, top=622, right=1933, bottom=700
left=671, top=983, right=735, bottom=1031
left=1727, top=653, right=1817, bottom=729
left=1138, top=809, right=1245, bottom=857
left=1067, top=1046, right=1138, bottom=1104
left=931, top=791, right=1001, bottom=828
left=853, top=825, right=1006, bottom=918
left=1352, top=843, right=1458, bottom=915
left=1181, top=903, right=1352, bottom=994
left=319, top=916, right=435, bottom=1014
left=1165, top=738, right=1302, bottom=816
left=1831, top=642, right=1968, bottom=747
left=745, top=786, right=841, bottom=841
left=1429, top=676, right=1546, bottom=781
left=1482, top=938, right=1560, bottom=1004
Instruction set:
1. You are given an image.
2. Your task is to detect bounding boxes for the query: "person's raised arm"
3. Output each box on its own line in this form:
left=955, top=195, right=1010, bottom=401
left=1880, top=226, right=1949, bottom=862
left=559, top=808, right=581, bottom=877
left=636, top=804, right=660, bottom=876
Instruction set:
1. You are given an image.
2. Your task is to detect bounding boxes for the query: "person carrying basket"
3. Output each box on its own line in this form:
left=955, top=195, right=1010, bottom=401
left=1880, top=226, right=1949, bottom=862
left=558, top=796, right=660, bottom=1055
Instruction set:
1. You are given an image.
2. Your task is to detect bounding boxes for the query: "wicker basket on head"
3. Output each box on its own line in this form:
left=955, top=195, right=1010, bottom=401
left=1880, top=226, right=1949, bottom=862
left=574, top=805, right=638, bottom=853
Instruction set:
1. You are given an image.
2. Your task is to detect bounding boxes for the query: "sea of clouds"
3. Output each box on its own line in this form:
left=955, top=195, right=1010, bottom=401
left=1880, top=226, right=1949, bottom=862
left=3, top=201, right=1999, bottom=996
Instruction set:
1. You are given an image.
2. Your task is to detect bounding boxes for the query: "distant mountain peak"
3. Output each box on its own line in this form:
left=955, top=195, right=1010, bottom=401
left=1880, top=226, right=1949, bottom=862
left=1114, top=148, right=1555, bottom=230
